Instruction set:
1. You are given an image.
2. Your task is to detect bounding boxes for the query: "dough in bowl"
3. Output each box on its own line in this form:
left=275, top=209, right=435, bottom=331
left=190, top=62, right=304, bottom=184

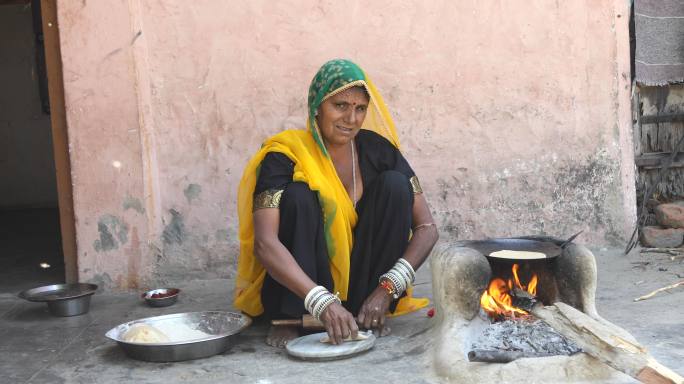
left=122, top=323, right=170, bottom=343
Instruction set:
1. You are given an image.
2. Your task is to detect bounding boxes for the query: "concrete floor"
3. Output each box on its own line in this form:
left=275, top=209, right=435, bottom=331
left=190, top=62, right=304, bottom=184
left=0, top=244, right=682, bottom=383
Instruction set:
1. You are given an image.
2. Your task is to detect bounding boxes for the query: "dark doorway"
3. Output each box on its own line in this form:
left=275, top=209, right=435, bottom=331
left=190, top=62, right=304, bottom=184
left=0, top=0, right=66, bottom=293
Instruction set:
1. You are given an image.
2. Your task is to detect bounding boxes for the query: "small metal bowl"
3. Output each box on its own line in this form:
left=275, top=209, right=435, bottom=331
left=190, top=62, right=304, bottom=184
left=105, top=311, right=252, bottom=362
left=141, top=288, right=180, bottom=307
left=18, top=283, right=98, bottom=317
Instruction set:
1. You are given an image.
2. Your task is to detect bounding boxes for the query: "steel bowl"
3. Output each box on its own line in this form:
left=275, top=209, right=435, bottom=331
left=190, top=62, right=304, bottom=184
left=105, top=311, right=252, bottom=362
left=18, top=283, right=98, bottom=317
left=141, top=288, right=180, bottom=307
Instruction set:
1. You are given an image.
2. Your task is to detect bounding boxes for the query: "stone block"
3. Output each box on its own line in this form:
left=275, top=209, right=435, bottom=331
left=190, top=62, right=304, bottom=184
left=640, top=226, right=684, bottom=248
left=655, top=201, right=684, bottom=229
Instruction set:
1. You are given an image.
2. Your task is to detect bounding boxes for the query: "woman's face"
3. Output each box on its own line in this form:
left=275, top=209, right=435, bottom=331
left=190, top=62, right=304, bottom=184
left=316, top=86, right=369, bottom=148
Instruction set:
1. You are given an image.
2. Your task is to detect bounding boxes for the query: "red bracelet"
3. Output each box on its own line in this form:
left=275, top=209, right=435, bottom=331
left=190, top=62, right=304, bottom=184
left=380, top=279, right=396, bottom=297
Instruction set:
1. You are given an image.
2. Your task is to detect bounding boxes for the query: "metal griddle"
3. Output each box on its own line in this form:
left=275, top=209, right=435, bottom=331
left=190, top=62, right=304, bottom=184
left=464, top=232, right=583, bottom=260
left=465, top=238, right=562, bottom=260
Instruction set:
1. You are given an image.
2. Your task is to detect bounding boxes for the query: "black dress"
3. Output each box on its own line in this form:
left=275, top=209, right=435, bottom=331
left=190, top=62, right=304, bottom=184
left=254, top=130, right=417, bottom=319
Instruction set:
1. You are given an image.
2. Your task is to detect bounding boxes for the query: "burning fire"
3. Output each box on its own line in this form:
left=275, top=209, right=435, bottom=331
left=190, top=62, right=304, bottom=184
left=480, top=264, right=538, bottom=318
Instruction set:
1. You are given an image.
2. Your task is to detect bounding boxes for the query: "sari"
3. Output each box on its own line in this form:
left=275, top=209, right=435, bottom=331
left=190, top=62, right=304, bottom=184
left=234, top=59, right=427, bottom=317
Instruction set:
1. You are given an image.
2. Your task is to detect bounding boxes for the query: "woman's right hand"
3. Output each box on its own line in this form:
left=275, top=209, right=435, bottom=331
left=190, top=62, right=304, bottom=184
left=320, top=302, right=358, bottom=345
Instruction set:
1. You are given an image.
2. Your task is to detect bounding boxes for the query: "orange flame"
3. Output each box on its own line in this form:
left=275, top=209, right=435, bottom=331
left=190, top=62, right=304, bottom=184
left=480, top=263, right=538, bottom=318
left=528, top=275, right=538, bottom=296
left=512, top=264, right=523, bottom=288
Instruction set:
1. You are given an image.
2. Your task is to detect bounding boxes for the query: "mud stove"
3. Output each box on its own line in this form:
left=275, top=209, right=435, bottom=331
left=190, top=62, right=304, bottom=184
left=429, top=237, right=682, bottom=383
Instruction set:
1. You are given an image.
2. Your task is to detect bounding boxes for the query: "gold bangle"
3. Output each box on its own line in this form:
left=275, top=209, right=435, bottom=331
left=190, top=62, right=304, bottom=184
left=413, top=222, right=436, bottom=231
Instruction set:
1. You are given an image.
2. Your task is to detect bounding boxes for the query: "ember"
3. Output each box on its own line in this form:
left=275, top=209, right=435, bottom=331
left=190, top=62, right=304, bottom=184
left=480, top=263, right=538, bottom=319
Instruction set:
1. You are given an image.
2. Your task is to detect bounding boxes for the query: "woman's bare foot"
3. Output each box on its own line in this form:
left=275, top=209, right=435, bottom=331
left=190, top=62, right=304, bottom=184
left=266, top=325, right=300, bottom=348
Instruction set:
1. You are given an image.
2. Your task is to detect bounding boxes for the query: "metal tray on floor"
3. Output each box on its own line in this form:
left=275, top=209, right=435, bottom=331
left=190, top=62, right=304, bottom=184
left=105, top=311, right=252, bottom=362
left=18, top=283, right=98, bottom=316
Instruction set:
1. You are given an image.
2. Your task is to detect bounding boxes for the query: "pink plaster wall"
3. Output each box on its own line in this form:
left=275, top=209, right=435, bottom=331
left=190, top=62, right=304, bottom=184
left=56, top=0, right=635, bottom=288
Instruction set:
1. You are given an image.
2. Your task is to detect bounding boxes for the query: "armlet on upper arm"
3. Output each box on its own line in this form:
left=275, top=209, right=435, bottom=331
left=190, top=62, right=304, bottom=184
left=409, top=176, right=423, bottom=194
left=253, top=189, right=284, bottom=211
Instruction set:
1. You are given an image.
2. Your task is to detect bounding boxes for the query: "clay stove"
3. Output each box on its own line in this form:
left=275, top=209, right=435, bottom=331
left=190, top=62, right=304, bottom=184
left=429, top=237, right=636, bottom=383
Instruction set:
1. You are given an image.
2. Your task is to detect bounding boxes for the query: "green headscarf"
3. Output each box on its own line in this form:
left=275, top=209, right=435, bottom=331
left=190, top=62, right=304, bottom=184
left=307, top=59, right=368, bottom=156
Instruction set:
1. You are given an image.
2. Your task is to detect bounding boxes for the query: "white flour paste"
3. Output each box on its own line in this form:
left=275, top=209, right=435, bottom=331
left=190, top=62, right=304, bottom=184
left=152, top=322, right=210, bottom=342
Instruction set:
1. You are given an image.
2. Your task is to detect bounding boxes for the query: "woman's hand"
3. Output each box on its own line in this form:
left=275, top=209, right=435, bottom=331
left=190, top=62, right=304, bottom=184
left=357, top=286, right=392, bottom=332
left=320, top=302, right=358, bottom=345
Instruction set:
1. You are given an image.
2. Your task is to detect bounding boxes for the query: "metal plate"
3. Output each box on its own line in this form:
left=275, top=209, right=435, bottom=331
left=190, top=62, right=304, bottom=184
left=105, top=311, right=251, bottom=362
left=18, top=283, right=98, bottom=302
left=464, top=238, right=562, bottom=259
left=286, top=331, right=375, bottom=361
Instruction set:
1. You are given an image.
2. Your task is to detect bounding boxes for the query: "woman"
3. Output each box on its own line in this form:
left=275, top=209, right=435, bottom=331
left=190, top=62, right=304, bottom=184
left=234, top=59, right=438, bottom=347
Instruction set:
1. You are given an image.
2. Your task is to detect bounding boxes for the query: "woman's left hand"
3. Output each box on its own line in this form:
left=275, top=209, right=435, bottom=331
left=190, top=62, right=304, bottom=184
left=358, top=286, right=392, bottom=332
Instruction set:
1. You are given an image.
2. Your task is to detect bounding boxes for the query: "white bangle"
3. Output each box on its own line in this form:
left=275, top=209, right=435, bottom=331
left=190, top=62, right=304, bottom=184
left=313, top=295, right=332, bottom=320
left=397, top=258, right=415, bottom=274
left=380, top=271, right=406, bottom=298
left=307, top=291, right=328, bottom=315
left=397, top=259, right=416, bottom=283
left=394, top=263, right=411, bottom=282
left=313, top=293, right=340, bottom=320
left=379, top=259, right=417, bottom=300
left=304, top=285, right=342, bottom=321
left=395, top=264, right=414, bottom=286
left=304, top=286, right=327, bottom=312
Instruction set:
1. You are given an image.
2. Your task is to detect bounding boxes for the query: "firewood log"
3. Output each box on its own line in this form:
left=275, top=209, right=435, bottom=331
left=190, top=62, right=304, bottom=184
left=531, top=302, right=683, bottom=384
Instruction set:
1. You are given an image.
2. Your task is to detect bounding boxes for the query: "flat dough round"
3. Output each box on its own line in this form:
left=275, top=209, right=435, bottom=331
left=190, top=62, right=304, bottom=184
left=122, top=323, right=170, bottom=343
left=489, top=250, right=547, bottom=260
left=319, top=331, right=370, bottom=344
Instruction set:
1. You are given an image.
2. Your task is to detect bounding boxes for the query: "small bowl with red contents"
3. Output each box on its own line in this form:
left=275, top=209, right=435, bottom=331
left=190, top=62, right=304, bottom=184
left=141, top=288, right=180, bottom=307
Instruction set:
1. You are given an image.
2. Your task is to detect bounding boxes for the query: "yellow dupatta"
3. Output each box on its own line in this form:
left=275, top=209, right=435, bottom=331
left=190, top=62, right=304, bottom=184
left=234, top=59, right=423, bottom=316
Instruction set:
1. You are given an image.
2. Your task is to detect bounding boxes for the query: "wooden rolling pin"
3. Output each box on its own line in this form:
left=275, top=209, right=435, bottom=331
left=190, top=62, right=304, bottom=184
left=271, top=314, right=362, bottom=330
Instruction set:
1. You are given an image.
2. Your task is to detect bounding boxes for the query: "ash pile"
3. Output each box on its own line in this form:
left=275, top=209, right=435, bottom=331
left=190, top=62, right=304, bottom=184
left=469, top=318, right=581, bottom=363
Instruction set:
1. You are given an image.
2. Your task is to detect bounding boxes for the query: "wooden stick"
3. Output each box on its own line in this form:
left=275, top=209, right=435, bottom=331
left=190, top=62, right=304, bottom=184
left=634, top=281, right=684, bottom=302
left=531, top=303, right=683, bottom=384
left=271, top=315, right=325, bottom=329
left=271, top=314, right=362, bottom=330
